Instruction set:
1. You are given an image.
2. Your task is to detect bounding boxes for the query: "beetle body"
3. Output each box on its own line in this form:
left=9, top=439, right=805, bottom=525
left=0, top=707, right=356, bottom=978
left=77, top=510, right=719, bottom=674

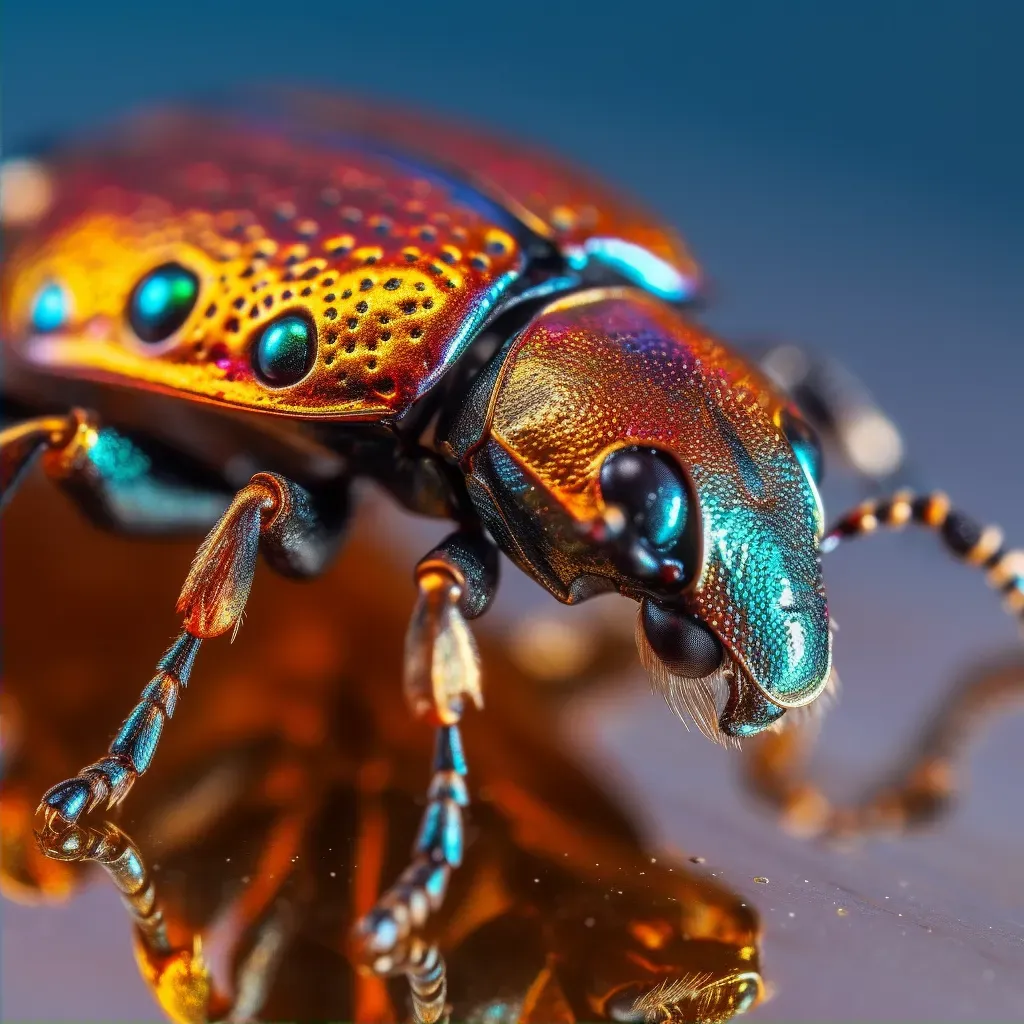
left=2, top=94, right=830, bottom=741
left=10, top=92, right=1017, bottom=1008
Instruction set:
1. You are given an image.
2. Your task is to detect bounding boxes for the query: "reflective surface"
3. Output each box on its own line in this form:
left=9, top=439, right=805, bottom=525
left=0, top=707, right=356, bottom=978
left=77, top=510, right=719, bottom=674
left=3, top=477, right=1024, bottom=1020
left=3, top=485, right=760, bottom=1022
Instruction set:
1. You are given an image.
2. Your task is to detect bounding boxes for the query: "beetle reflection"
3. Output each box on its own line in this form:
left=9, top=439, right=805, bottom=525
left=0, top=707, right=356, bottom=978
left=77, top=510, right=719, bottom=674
left=33, top=768, right=763, bottom=1024
left=2, top=482, right=761, bottom=1023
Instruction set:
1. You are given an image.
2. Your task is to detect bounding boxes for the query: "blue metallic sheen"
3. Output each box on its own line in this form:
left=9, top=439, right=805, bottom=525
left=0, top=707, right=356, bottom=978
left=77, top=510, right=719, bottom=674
left=31, top=281, right=71, bottom=332
left=157, top=632, right=201, bottom=683
left=414, top=799, right=464, bottom=867
left=360, top=909, right=399, bottom=955
left=440, top=801, right=464, bottom=867
left=415, top=802, right=442, bottom=854
left=253, top=314, right=316, bottom=386
left=720, top=679, right=788, bottom=737
left=129, top=263, right=198, bottom=343
left=423, top=863, right=449, bottom=906
left=572, top=237, right=697, bottom=301
left=42, top=779, right=91, bottom=821
left=791, top=439, right=820, bottom=488
left=88, top=429, right=152, bottom=484
left=89, top=756, right=133, bottom=792
left=110, top=704, right=164, bottom=773
left=433, top=724, right=467, bottom=775
left=118, top=846, right=147, bottom=890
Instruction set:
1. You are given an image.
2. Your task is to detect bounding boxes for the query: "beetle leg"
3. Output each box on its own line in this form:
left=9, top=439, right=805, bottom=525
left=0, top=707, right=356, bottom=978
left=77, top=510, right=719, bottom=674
left=35, top=818, right=174, bottom=960
left=1, top=407, right=240, bottom=534
left=352, top=530, right=498, bottom=1022
left=34, top=816, right=231, bottom=1021
left=37, top=472, right=348, bottom=828
left=0, top=409, right=82, bottom=511
left=756, top=343, right=909, bottom=486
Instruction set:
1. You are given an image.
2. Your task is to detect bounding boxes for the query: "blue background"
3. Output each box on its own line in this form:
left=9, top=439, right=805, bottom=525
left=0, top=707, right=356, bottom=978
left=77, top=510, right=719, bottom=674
left=3, top=2, right=1023, bottom=1019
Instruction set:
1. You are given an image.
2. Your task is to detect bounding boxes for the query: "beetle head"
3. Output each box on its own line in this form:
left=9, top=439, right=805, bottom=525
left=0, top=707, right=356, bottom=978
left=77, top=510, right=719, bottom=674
left=447, top=287, right=833, bottom=740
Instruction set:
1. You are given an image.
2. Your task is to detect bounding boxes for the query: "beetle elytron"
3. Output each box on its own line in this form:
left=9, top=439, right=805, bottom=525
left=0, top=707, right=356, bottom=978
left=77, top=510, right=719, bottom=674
left=2, top=90, right=1022, bottom=1006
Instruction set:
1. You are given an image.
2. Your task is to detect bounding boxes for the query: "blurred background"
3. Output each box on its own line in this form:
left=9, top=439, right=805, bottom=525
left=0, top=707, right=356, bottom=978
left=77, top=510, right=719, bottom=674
left=3, top=1, right=1023, bottom=1020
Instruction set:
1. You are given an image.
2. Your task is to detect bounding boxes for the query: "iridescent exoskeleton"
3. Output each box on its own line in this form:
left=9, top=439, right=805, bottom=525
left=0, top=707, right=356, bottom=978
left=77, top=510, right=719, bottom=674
left=2, top=91, right=1021, bottom=1014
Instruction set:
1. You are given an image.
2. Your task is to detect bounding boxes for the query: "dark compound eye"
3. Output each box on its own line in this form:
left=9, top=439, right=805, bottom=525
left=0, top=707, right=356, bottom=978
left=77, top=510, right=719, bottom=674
left=31, top=280, right=71, bottom=332
left=253, top=312, right=316, bottom=387
left=599, top=446, right=691, bottom=549
left=128, top=263, right=199, bottom=343
left=781, top=409, right=824, bottom=485
left=642, top=599, right=724, bottom=678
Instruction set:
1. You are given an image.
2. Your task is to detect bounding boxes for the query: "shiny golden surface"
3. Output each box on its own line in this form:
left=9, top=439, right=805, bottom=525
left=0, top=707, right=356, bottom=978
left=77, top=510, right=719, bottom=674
left=257, top=89, right=703, bottom=299
left=2, top=111, right=522, bottom=419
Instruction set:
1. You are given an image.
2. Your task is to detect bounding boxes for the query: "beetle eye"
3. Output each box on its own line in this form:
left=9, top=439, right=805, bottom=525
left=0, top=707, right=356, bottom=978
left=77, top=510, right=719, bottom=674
left=128, top=262, right=199, bottom=343
left=781, top=409, right=824, bottom=485
left=253, top=313, right=316, bottom=387
left=642, top=599, right=724, bottom=678
left=30, top=280, right=71, bottom=332
left=599, top=446, right=691, bottom=550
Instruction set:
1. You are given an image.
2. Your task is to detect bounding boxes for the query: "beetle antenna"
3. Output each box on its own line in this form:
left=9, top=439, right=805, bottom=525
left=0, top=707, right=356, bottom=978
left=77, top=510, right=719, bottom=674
left=822, top=489, right=1024, bottom=624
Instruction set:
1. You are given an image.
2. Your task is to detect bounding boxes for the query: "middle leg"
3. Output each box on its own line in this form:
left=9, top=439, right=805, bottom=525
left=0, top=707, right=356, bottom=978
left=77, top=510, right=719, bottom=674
left=38, top=471, right=348, bottom=828
left=351, top=529, right=498, bottom=1020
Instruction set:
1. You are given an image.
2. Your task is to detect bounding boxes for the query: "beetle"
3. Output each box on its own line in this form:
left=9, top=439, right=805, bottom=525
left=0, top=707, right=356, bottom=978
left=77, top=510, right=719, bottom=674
left=2, top=90, right=1022, bottom=981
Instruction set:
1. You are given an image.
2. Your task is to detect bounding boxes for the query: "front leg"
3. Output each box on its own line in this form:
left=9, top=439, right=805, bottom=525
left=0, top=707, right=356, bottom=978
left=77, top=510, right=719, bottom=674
left=1, top=407, right=231, bottom=533
left=38, top=471, right=348, bottom=827
left=352, top=529, right=498, bottom=1023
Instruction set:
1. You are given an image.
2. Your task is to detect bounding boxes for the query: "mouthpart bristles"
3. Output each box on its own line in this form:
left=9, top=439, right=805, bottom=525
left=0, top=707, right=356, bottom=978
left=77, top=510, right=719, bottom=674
left=636, top=606, right=736, bottom=746
left=636, top=609, right=841, bottom=746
